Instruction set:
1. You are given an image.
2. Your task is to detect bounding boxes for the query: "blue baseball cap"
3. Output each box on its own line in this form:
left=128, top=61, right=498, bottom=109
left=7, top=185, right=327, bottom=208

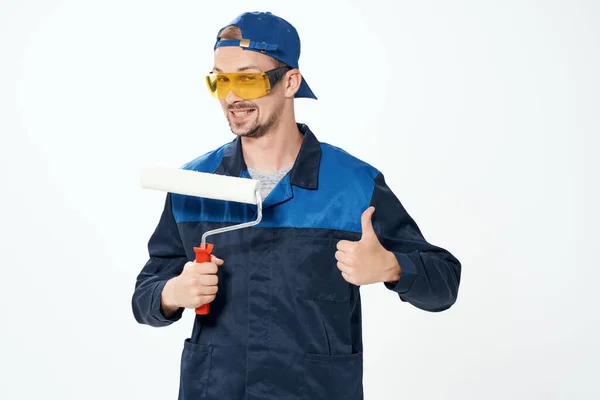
left=214, top=11, right=317, bottom=100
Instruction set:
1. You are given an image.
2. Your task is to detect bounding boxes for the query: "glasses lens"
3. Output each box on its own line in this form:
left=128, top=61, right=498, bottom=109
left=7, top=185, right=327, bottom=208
left=231, top=73, right=270, bottom=100
left=206, top=72, right=271, bottom=100
left=205, top=74, right=217, bottom=97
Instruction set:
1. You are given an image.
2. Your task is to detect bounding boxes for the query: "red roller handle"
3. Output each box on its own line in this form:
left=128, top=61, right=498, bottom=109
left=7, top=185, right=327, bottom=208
left=193, top=243, right=214, bottom=315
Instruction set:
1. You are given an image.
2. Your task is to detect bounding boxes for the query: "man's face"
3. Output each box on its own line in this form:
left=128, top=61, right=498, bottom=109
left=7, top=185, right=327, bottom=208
left=212, top=47, right=287, bottom=139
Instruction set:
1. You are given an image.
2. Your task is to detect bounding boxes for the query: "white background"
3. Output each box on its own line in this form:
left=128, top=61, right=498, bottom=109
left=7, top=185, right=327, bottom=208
left=1, top=0, right=598, bottom=399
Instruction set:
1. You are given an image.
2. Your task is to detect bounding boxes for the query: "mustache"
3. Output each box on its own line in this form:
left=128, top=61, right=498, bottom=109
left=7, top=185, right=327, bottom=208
left=228, top=103, right=257, bottom=110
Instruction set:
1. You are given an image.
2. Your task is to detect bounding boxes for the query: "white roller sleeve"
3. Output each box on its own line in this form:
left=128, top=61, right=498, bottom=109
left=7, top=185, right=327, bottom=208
left=140, top=165, right=260, bottom=205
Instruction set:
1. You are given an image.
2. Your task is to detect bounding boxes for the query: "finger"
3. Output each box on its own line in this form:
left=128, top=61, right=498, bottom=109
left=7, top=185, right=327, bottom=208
left=199, top=274, right=218, bottom=286
left=334, top=250, right=351, bottom=265
left=211, top=255, right=224, bottom=265
left=196, top=262, right=219, bottom=275
left=341, top=271, right=355, bottom=285
left=336, top=240, right=355, bottom=253
left=360, top=206, right=376, bottom=240
left=199, top=285, right=218, bottom=296
left=198, top=294, right=216, bottom=305
left=183, top=261, right=196, bottom=272
left=336, top=261, right=353, bottom=274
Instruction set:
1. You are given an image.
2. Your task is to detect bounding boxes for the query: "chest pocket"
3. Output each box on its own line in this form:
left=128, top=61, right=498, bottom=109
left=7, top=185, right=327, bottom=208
left=291, top=237, right=350, bottom=303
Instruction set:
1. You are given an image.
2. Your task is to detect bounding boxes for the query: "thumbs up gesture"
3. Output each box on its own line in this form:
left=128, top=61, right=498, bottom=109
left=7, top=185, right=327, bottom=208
left=335, top=207, right=401, bottom=286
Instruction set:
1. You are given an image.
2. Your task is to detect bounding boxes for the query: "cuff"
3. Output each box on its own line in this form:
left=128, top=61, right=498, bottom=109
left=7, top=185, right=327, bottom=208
left=150, top=280, right=184, bottom=324
left=384, top=252, right=419, bottom=295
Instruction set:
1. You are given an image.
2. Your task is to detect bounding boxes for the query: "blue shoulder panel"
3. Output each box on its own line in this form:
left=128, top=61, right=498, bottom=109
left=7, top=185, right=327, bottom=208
left=171, top=142, right=254, bottom=224
left=171, top=142, right=381, bottom=234
left=180, top=143, right=229, bottom=173
left=258, top=143, right=380, bottom=233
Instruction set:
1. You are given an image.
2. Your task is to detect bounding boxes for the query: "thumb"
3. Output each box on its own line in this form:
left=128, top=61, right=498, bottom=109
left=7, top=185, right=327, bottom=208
left=211, top=255, right=224, bottom=266
left=360, top=206, right=376, bottom=240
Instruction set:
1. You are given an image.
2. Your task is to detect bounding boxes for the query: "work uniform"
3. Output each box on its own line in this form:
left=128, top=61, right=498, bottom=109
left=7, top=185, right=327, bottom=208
left=132, top=123, right=461, bottom=400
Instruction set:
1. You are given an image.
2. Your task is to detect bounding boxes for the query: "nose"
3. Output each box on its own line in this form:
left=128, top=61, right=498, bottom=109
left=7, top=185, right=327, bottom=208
left=225, top=88, right=242, bottom=104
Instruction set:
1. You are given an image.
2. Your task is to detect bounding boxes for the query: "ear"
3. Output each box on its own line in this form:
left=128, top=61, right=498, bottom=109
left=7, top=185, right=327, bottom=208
left=284, top=69, right=302, bottom=99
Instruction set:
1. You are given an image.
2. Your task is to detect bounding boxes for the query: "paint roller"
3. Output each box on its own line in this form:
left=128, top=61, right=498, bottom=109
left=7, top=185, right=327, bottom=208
left=140, top=165, right=263, bottom=315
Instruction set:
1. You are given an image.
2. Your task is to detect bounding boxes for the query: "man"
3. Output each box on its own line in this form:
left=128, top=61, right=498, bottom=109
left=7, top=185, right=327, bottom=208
left=132, top=11, right=461, bottom=400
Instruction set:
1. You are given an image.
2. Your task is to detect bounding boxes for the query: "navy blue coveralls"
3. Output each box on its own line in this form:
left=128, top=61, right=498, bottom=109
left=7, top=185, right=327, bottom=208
left=132, top=123, right=461, bottom=400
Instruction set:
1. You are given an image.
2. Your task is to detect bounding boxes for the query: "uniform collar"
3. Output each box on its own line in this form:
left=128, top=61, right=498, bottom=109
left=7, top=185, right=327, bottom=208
left=214, top=122, right=321, bottom=190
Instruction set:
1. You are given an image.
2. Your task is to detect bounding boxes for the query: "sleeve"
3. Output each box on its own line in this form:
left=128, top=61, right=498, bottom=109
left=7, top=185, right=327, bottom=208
left=131, top=193, right=188, bottom=327
left=370, top=173, right=462, bottom=312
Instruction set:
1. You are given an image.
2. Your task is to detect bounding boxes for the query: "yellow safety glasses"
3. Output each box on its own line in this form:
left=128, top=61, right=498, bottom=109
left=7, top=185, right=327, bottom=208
left=205, top=66, right=291, bottom=100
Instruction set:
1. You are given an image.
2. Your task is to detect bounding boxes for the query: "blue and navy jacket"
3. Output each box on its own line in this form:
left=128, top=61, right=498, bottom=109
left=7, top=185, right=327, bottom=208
left=132, top=123, right=461, bottom=400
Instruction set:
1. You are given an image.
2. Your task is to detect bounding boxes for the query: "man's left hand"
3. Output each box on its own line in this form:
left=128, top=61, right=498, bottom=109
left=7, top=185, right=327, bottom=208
left=335, top=206, right=401, bottom=286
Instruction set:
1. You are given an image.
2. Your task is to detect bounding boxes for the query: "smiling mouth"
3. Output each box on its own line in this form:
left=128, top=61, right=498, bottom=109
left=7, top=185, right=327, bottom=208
left=230, top=109, right=256, bottom=120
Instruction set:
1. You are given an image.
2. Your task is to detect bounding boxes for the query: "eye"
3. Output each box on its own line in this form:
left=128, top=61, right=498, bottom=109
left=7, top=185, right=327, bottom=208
left=216, top=76, right=229, bottom=83
left=239, top=75, right=257, bottom=83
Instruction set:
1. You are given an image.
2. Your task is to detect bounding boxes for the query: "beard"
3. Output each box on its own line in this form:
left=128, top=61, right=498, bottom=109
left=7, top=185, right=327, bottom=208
left=227, top=100, right=284, bottom=139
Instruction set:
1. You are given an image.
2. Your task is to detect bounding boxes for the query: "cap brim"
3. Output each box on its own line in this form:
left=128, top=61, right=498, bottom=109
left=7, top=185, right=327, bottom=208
left=295, top=76, right=317, bottom=99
